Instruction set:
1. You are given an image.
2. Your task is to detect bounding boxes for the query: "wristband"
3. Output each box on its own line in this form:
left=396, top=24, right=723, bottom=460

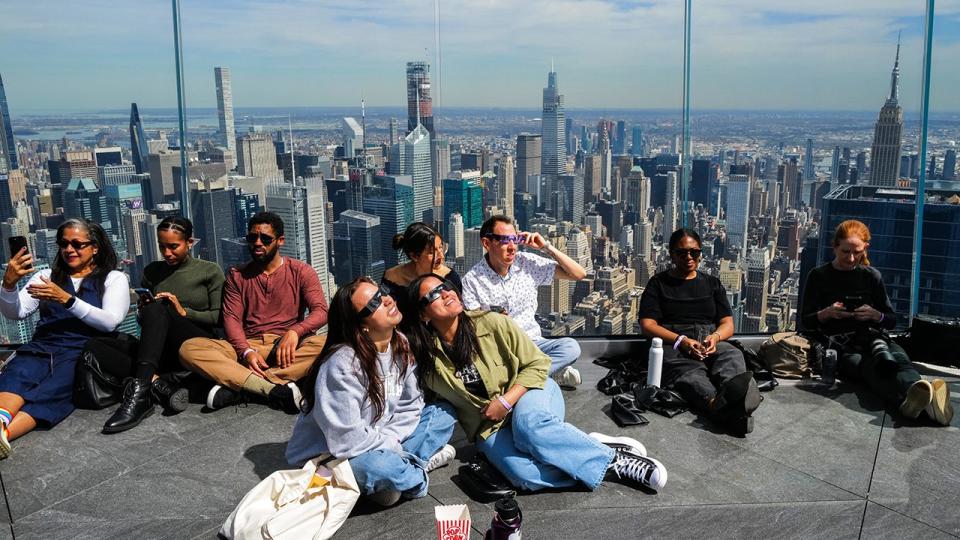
left=241, top=348, right=255, bottom=359
left=673, top=335, right=686, bottom=351
left=64, top=296, right=77, bottom=309
left=496, top=395, right=513, bottom=412
left=878, top=313, right=884, bottom=323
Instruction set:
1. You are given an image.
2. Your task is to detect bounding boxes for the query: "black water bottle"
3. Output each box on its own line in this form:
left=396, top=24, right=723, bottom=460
left=485, top=495, right=522, bottom=540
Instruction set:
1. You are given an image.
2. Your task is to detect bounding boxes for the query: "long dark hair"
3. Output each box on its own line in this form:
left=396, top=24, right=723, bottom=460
left=403, top=273, right=483, bottom=384
left=50, top=219, right=118, bottom=295
left=299, top=277, right=412, bottom=421
left=392, top=222, right=439, bottom=259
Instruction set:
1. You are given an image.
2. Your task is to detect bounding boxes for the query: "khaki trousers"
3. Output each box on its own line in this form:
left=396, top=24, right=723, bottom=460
left=179, top=334, right=327, bottom=390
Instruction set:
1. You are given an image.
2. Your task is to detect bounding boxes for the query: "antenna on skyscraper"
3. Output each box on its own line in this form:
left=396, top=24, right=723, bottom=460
left=434, top=0, right=442, bottom=133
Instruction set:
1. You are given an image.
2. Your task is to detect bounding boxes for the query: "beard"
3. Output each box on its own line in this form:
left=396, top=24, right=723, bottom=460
left=249, top=243, right=279, bottom=264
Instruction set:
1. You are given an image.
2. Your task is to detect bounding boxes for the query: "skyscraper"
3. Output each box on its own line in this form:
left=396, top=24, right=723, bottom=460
left=266, top=178, right=333, bottom=295
left=0, top=74, right=17, bottom=171
left=831, top=146, right=841, bottom=183
left=631, top=126, right=643, bottom=156
left=236, top=132, right=280, bottom=179
left=342, top=117, right=362, bottom=158
left=214, top=67, right=236, bottom=153
left=363, top=174, right=414, bottom=269
left=725, top=174, right=752, bottom=259
left=804, top=138, right=816, bottom=188
left=868, top=40, right=904, bottom=187
left=944, top=149, right=957, bottom=181
left=443, top=177, right=483, bottom=236
left=540, top=69, right=565, bottom=180
left=333, top=210, right=384, bottom=285
left=402, top=123, right=432, bottom=222
left=406, top=61, right=434, bottom=136
left=497, top=154, right=515, bottom=218
left=129, top=103, right=150, bottom=175
left=614, top=120, right=627, bottom=155
left=516, top=134, right=541, bottom=193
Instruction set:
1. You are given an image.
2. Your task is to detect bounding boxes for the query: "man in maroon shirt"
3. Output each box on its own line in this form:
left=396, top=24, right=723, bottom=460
left=180, top=212, right=328, bottom=412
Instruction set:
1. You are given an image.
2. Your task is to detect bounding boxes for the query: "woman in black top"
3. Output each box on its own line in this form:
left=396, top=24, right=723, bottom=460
left=800, top=219, right=952, bottom=425
left=639, top=229, right=760, bottom=436
left=381, top=222, right=462, bottom=317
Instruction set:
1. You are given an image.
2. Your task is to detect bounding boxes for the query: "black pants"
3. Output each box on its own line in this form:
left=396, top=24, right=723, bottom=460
left=664, top=341, right=748, bottom=411
left=837, top=339, right=920, bottom=406
left=88, top=302, right=214, bottom=380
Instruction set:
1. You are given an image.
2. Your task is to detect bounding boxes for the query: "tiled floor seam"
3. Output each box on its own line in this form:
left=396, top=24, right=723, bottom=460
left=0, top=470, right=13, bottom=532
left=863, top=500, right=960, bottom=539
left=8, top=406, right=275, bottom=523
left=858, top=411, right=889, bottom=539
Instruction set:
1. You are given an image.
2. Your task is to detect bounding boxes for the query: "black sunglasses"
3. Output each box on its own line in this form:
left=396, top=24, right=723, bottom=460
left=672, top=248, right=703, bottom=259
left=57, top=239, right=95, bottom=250
left=419, top=281, right=454, bottom=307
left=359, top=284, right=391, bottom=318
left=245, top=232, right=276, bottom=246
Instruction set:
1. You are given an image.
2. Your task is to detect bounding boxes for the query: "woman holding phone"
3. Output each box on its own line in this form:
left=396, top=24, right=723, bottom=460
left=800, top=219, right=952, bottom=426
left=0, top=219, right=128, bottom=457
left=638, top=228, right=759, bottom=436
left=95, top=216, right=225, bottom=433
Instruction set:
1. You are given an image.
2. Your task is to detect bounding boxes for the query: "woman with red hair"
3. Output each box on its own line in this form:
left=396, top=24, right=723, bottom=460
left=800, top=220, right=952, bottom=426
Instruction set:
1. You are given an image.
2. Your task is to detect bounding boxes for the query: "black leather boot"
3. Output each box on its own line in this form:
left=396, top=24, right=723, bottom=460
left=103, top=378, right=155, bottom=433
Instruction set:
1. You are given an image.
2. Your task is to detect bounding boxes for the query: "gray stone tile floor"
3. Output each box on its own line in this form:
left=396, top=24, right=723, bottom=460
left=1, top=358, right=958, bottom=539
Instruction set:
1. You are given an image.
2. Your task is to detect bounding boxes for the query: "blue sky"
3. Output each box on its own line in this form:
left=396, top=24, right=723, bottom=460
left=1, top=0, right=959, bottom=112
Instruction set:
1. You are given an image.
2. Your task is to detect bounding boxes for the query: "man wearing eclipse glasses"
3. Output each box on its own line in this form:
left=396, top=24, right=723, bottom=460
left=461, top=215, right=588, bottom=388
left=180, top=212, right=328, bottom=413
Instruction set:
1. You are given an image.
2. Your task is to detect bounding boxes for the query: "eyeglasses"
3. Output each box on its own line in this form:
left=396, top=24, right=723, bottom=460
left=245, top=232, right=276, bottom=246
left=419, top=281, right=455, bottom=307
left=57, top=239, right=95, bottom=251
left=484, top=233, right=525, bottom=246
left=672, top=248, right=703, bottom=259
left=358, top=284, right=391, bottom=318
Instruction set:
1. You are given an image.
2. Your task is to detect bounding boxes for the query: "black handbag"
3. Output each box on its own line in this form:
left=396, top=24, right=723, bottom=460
left=904, top=315, right=960, bottom=367
left=73, top=349, right=123, bottom=409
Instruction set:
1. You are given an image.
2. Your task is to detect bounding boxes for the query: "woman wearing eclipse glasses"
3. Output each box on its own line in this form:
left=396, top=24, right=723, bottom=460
left=638, top=228, right=760, bottom=436
left=0, top=219, right=128, bottom=457
left=287, top=277, right=457, bottom=507
left=403, top=273, right=668, bottom=493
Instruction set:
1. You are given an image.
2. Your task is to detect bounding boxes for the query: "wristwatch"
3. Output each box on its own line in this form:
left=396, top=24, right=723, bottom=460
left=64, top=296, right=77, bottom=309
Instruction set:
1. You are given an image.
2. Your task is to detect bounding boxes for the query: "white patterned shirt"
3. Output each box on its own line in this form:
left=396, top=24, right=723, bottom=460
left=461, top=251, right=557, bottom=340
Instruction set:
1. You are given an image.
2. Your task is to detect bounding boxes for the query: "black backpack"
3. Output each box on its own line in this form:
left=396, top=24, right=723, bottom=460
left=903, top=315, right=960, bottom=368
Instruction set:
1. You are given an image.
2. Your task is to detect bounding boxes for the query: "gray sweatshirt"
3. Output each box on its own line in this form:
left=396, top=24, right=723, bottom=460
left=285, top=343, right=423, bottom=466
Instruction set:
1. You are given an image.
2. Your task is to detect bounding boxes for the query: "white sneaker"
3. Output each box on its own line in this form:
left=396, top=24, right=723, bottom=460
left=588, top=432, right=647, bottom=457
left=425, top=444, right=456, bottom=472
left=552, top=366, right=582, bottom=388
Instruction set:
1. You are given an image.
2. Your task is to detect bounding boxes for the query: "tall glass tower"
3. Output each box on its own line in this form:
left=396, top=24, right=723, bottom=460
left=0, top=74, right=18, bottom=171
left=406, top=62, right=434, bottom=136
left=129, top=103, right=150, bottom=175
left=540, top=69, right=565, bottom=180
left=868, top=40, right=904, bottom=187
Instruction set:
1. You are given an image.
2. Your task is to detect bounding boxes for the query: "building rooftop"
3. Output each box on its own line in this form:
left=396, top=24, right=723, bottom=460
left=1, top=345, right=958, bottom=539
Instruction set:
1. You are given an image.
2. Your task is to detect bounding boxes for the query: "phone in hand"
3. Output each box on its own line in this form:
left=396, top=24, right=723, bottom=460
left=7, top=236, right=30, bottom=267
left=133, top=287, right=154, bottom=302
left=843, top=295, right=865, bottom=312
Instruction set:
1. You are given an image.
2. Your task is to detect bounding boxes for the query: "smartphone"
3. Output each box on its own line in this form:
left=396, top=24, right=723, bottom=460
left=843, top=295, right=865, bottom=311
left=8, top=236, right=28, bottom=261
left=133, top=287, right=154, bottom=301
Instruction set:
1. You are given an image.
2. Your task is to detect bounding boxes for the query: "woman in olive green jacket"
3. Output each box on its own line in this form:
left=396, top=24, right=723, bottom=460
left=404, top=273, right=668, bottom=493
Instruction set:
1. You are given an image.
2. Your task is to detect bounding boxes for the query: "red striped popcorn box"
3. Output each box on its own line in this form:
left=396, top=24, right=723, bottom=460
left=435, top=504, right=471, bottom=540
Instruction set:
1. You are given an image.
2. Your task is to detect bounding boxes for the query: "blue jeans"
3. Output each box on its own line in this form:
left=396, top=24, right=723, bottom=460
left=349, top=401, right=457, bottom=499
left=533, top=337, right=581, bottom=375
left=476, top=379, right=614, bottom=492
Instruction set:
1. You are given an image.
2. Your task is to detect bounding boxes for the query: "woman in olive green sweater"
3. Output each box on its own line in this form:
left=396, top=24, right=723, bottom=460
left=405, top=273, right=668, bottom=493
left=98, top=217, right=225, bottom=433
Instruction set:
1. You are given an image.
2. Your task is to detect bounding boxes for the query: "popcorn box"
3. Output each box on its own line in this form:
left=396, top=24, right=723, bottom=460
left=435, top=504, right=472, bottom=540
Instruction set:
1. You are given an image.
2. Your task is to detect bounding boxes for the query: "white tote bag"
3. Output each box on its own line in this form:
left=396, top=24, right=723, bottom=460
left=220, top=455, right=361, bottom=540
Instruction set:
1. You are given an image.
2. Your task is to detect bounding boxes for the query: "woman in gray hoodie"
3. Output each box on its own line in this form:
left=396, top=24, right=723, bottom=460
left=286, top=276, right=457, bottom=507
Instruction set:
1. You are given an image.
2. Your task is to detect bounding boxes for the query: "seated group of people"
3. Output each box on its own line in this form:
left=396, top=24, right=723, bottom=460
left=0, top=211, right=951, bottom=508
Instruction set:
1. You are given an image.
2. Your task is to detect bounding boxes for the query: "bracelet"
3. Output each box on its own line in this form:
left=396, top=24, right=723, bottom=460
left=241, top=348, right=255, bottom=359
left=673, top=335, right=687, bottom=350
left=878, top=313, right=884, bottom=323
left=496, top=395, right=513, bottom=412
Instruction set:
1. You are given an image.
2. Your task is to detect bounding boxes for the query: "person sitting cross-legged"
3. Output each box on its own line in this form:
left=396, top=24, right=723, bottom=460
left=179, top=212, right=328, bottom=413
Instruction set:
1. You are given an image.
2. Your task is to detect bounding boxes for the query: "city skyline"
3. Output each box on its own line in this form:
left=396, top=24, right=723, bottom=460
left=2, top=1, right=959, bottom=112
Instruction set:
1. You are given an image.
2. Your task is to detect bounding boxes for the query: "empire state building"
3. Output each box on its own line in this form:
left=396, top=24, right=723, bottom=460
left=868, top=39, right=904, bottom=187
